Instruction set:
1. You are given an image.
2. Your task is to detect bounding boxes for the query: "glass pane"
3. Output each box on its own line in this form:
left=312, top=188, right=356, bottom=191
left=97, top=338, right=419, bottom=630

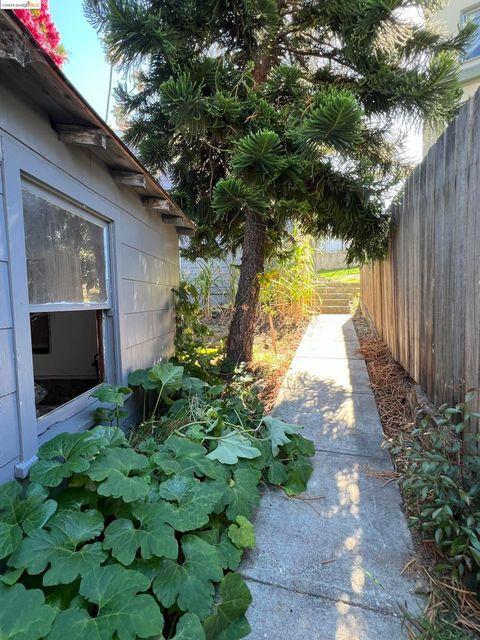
left=22, top=189, right=107, bottom=304
left=464, top=10, right=480, bottom=60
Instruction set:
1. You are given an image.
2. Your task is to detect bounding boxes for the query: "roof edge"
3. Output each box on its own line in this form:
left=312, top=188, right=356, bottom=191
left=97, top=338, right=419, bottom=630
left=1, top=10, right=194, bottom=231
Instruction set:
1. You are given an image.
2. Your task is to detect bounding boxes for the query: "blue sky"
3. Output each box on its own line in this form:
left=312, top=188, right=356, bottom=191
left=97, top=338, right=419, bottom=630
left=49, top=0, right=120, bottom=124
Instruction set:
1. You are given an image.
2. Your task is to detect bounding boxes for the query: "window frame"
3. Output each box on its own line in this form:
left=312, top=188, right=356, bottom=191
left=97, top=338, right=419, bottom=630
left=22, top=180, right=112, bottom=313
left=462, top=4, right=480, bottom=62
left=21, top=178, right=116, bottom=435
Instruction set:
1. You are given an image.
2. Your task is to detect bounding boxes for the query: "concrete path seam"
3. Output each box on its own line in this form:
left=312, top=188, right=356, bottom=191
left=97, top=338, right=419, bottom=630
left=241, top=574, right=404, bottom=619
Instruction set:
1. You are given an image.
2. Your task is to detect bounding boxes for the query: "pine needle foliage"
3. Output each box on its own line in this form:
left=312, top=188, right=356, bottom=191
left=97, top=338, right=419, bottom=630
left=85, top=0, right=474, bottom=361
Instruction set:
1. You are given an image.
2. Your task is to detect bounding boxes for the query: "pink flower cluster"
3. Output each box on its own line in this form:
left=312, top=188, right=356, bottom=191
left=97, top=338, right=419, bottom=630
left=14, top=0, right=66, bottom=66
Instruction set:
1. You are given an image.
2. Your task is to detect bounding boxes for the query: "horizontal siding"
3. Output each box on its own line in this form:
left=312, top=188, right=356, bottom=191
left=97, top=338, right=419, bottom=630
left=124, top=331, right=176, bottom=372
left=122, top=244, right=175, bottom=285
left=124, top=309, right=175, bottom=349
left=120, top=202, right=178, bottom=372
left=122, top=280, right=173, bottom=314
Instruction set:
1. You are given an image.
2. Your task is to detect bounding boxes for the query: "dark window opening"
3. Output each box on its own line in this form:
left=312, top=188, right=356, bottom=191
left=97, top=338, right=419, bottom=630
left=31, top=313, right=50, bottom=354
left=31, top=310, right=104, bottom=418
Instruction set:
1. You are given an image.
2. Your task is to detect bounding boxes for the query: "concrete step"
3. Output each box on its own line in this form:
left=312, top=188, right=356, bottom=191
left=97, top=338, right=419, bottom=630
left=320, top=293, right=356, bottom=301
left=317, top=286, right=360, bottom=294
left=318, top=284, right=360, bottom=291
left=320, top=305, right=351, bottom=313
left=320, top=301, right=354, bottom=307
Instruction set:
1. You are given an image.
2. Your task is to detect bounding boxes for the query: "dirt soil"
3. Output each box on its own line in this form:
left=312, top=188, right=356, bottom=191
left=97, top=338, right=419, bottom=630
left=205, top=309, right=309, bottom=412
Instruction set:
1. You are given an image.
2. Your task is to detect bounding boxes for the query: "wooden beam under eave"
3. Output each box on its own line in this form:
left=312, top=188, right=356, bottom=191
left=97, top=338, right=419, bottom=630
left=176, top=226, right=195, bottom=237
left=111, top=171, right=146, bottom=189
left=142, top=196, right=170, bottom=212
left=162, top=214, right=185, bottom=226
left=57, top=124, right=107, bottom=150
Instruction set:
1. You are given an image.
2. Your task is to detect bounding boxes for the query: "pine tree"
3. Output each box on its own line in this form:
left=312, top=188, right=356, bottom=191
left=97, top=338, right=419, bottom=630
left=86, top=0, right=473, bottom=363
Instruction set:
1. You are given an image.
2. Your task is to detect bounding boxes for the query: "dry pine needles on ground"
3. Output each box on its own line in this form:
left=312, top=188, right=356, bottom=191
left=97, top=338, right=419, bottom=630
left=354, top=313, right=416, bottom=443
left=353, top=311, right=480, bottom=639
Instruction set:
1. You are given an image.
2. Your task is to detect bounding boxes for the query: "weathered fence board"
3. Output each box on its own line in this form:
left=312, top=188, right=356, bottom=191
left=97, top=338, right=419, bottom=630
left=361, top=91, right=480, bottom=416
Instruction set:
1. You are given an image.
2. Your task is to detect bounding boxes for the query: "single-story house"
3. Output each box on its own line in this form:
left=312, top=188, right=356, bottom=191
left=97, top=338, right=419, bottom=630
left=0, top=11, right=194, bottom=482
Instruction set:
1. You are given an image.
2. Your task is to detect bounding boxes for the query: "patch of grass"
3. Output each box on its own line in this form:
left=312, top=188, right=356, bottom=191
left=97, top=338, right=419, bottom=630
left=408, top=617, right=475, bottom=640
left=318, top=266, right=360, bottom=283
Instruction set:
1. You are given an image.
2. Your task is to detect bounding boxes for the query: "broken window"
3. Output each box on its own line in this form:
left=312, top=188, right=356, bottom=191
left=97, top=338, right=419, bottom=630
left=22, top=185, right=112, bottom=419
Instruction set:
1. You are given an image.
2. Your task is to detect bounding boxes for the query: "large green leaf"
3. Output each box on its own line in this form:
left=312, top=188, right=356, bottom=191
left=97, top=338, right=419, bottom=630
left=217, top=532, right=243, bottom=571
left=152, top=535, right=223, bottom=619
left=181, top=376, right=207, bottom=395
left=214, top=466, right=261, bottom=520
left=0, top=521, right=22, bottom=564
left=55, top=487, right=98, bottom=511
left=203, top=573, right=252, bottom=640
left=0, top=567, right=23, bottom=586
left=48, top=565, right=164, bottom=640
left=91, top=384, right=131, bottom=407
left=254, top=441, right=287, bottom=485
left=0, top=481, right=57, bottom=560
left=86, top=448, right=151, bottom=502
left=262, top=415, right=302, bottom=455
left=207, top=433, right=261, bottom=465
left=128, top=368, right=158, bottom=390
left=227, top=516, right=256, bottom=549
left=9, top=510, right=106, bottom=586
left=283, top=457, right=314, bottom=496
left=103, top=501, right=178, bottom=565
left=159, top=476, right=224, bottom=531
left=29, top=432, right=106, bottom=487
left=88, top=425, right=127, bottom=447
left=172, top=613, right=206, bottom=640
left=152, top=436, right=218, bottom=479
left=148, top=362, right=184, bottom=394
left=282, top=433, right=315, bottom=457
left=0, top=583, right=56, bottom=640
left=16, top=483, right=58, bottom=535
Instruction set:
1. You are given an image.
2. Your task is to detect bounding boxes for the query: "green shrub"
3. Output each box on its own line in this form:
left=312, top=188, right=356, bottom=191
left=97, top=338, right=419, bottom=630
left=259, top=230, right=321, bottom=326
left=400, top=392, right=480, bottom=585
left=172, top=281, right=224, bottom=383
left=0, top=366, right=314, bottom=639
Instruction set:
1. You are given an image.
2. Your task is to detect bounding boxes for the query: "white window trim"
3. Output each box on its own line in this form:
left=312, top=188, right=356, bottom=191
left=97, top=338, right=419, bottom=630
left=21, top=179, right=115, bottom=437
left=22, top=180, right=112, bottom=310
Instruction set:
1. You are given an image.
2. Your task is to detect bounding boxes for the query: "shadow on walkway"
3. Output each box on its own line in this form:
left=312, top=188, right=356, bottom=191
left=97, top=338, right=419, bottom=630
left=241, top=315, right=421, bottom=639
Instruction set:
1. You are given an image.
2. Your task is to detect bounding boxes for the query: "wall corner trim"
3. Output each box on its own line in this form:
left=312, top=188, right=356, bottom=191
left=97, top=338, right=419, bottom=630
left=14, top=456, right=38, bottom=479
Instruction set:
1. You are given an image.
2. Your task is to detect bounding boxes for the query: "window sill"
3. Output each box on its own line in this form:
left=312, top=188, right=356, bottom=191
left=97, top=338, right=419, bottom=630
left=36, top=383, right=102, bottom=438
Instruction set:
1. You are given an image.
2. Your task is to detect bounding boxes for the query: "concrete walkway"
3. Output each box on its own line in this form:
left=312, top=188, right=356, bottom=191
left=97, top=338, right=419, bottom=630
left=241, top=315, right=421, bottom=639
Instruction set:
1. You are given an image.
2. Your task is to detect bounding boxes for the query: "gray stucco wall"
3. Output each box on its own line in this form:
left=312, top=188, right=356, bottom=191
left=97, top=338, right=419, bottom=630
left=0, top=80, right=179, bottom=482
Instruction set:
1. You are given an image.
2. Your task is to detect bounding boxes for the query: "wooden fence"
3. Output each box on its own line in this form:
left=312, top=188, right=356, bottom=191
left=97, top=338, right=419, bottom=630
left=361, top=90, right=480, bottom=413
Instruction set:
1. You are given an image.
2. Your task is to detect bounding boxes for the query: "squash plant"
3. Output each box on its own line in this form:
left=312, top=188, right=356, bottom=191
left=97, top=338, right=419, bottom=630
left=0, top=377, right=314, bottom=638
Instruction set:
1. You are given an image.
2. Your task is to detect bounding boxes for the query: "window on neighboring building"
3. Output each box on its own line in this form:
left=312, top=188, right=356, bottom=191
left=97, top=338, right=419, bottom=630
left=463, top=7, right=480, bottom=60
left=22, top=185, right=111, bottom=421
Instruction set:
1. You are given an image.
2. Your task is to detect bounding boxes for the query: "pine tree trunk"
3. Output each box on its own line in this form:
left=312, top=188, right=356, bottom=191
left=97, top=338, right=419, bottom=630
left=227, top=211, right=267, bottom=363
